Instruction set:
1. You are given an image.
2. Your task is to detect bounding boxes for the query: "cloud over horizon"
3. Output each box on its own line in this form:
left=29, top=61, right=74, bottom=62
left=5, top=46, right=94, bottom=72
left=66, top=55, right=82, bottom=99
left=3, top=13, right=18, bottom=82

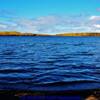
left=0, top=10, right=100, bottom=34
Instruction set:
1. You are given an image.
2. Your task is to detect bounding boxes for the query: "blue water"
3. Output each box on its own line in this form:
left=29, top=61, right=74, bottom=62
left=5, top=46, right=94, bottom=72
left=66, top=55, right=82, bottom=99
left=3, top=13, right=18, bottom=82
left=0, top=36, right=100, bottom=91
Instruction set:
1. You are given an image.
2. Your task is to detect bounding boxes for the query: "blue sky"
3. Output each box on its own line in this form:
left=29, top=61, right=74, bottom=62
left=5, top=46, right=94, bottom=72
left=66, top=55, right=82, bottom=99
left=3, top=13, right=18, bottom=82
left=0, top=0, right=100, bottom=34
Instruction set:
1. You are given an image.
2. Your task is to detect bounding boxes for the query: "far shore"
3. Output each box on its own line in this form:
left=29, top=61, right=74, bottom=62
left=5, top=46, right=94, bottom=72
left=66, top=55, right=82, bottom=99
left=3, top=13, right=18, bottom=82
left=0, top=31, right=100, bottom=36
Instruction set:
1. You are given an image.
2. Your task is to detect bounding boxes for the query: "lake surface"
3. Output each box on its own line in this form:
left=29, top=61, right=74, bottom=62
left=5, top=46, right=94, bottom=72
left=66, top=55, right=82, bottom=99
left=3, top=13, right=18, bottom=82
left=0, top=36, right=100, bottom=91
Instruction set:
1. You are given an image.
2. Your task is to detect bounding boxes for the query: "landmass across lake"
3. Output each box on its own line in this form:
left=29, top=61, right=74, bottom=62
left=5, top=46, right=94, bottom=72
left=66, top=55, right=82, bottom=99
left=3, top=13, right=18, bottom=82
left=0, top=31, right=100, bottom=36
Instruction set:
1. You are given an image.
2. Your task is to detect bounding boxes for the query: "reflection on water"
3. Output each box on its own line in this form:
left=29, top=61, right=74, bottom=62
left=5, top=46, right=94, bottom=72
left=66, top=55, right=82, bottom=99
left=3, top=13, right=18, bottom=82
left=0, top=36, right=100, bottom=91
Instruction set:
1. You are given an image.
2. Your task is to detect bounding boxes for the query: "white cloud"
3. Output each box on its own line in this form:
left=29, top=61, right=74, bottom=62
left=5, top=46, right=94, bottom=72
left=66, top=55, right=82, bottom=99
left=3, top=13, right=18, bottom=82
left=89, top=16, right=100, bottom=21
left=94, top=24, right=100, bottom=28
left=33, top=16, right=58, bottom=25
left=89, top=16, right=100, bottom=30
left=0, top=24, right=7, bottom=29
left=1, top=12, right=100, bottom=34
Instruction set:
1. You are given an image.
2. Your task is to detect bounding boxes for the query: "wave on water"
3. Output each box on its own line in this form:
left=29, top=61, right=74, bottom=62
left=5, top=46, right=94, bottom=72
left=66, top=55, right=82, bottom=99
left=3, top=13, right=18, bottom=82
left=0, top=36, right=100, bottom=91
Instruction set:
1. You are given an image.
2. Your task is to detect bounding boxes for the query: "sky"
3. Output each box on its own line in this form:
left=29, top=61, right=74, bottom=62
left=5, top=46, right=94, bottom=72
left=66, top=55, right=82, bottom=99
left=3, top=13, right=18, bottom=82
left=0, top=0, right=100, bottom=34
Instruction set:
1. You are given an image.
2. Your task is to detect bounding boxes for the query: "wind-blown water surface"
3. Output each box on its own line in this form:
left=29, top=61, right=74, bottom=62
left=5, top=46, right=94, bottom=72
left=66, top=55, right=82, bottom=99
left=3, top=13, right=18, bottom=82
left=0, top=36, right=100, bottom=91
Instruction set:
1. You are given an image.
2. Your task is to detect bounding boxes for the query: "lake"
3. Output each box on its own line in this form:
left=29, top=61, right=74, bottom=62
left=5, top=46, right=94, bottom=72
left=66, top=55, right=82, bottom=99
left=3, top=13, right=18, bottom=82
left=0, top=36, right=100, bottom=91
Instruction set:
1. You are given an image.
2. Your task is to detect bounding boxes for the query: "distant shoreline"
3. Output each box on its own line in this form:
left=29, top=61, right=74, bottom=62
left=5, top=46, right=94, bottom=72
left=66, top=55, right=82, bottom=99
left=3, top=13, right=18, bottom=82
left=0, top=31, right=100, bottom=36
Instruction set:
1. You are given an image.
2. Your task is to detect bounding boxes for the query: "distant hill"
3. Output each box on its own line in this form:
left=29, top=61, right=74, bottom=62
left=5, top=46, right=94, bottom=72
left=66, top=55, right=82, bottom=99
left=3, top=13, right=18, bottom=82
left=56, top=33, right=100, bottom=36
left=0, top=31, right=36, bottom=36
left=0, top=31, right=51, bottom=36
left=0, top=31, right=100, bottom=36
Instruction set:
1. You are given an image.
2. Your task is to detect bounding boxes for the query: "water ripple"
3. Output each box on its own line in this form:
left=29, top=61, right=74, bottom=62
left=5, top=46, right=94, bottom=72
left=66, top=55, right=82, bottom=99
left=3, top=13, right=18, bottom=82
left=0, top=36, right=100, bottom=90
